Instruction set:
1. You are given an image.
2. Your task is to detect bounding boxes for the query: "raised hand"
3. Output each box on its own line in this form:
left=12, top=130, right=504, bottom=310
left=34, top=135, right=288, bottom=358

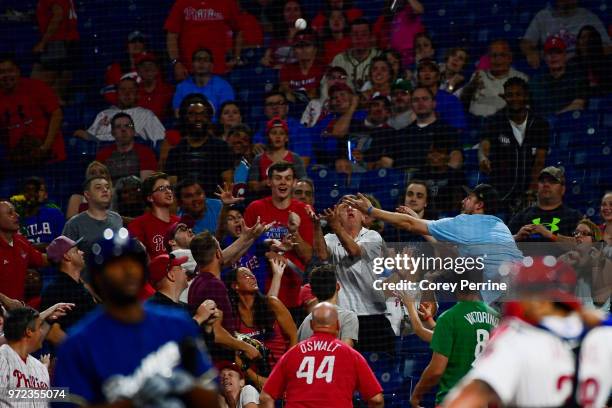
left=240, top=217, right=274, bottom=240
left=269, top=256, right=287, bottom=277
left=215, top=182, right=245, bottom=206
left=40, top=302, right=75, bottom=322
left=342, top=193, right=372, bottom=214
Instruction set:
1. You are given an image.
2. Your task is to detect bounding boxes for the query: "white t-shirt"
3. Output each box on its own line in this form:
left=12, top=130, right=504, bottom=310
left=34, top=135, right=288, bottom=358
left=87, top=106, right=166, bottom=146
left=237, top=385, right=259, bottom=408
left=0, top=344, right=50, bottom=408
left=578, top=325, right=612, bottom=408
left=449, top=316, right=582, bottom=407
left=509, top=115, right=528, bottom=146
left=324, top=227, right=386, bottom=316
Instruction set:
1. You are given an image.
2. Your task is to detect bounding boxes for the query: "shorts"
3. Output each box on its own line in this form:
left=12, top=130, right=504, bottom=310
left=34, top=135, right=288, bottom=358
left=38, top=40, right=80, bottom=71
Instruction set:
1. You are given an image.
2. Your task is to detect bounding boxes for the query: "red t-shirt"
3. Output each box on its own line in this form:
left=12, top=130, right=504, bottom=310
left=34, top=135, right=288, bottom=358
left=323, top=37, right=351, bottom=65
left=36, top=0, right=79, bottom=41
left=164, top=0, right=241, bottom=74
left=139, top=82, right=175, bottom=120
left=0, top=234, right=45, bottom=301
left=95, top=143, right=158, bottom=172
left=311, top=8, right=363, bottom=35
left=0, top=78, right=66, bottom=162
left=263, top=332, right=383, bottom=408
left=128, top=212, right=180, bottom=258
left=243, top=197, right=314, bottom=308
left=235, top=11, right=263, bottom=47
left=258, top=151, right=298, bottom=181
left=279, top=63, right=324, bottom=93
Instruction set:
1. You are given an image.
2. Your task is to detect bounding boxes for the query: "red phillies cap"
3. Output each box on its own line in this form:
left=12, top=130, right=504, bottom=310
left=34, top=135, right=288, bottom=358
left=216, top=361, right=245, bottom=379
left=134, top=51, right=158, bottom=65
left=149, top=254, right=189, bottom=286
left=266, top=116, right=289, bottom=135
left=293, top=29, right=317, bottom=46
left=544, top=36, right=567, bottom=53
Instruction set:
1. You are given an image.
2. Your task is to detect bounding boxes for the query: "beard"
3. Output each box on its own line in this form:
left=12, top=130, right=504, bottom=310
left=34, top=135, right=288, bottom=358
left=96, top=277, right=142, bottom=306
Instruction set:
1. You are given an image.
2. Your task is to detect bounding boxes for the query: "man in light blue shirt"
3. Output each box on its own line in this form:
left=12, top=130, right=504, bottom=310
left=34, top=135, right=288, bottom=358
left=172, top=48, right=235, bottom=118
left=175, top=179, right=222, bottom=234
left=345, top=184, right=523, bottom=304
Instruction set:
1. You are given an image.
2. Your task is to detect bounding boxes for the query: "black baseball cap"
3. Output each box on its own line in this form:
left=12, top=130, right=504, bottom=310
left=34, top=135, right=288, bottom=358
left=463, top=184, right=500, bottom=214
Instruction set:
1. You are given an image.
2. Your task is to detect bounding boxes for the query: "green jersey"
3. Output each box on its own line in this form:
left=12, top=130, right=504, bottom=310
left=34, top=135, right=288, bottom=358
left=430, top=301, right=500, bottom=404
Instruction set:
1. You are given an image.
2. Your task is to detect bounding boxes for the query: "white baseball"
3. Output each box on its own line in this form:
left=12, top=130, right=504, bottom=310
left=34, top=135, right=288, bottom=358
left=295, top=18, right=307, bottom=30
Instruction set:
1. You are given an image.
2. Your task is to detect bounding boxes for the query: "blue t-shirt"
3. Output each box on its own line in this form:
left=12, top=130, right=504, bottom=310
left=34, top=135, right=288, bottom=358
left=53, top=304, right=214, bottom=405
left=172, top=75, right=235, bottom=117
left=428, top=214, right=523, bottom=303
left=253, top=117, right=314, bottom=160
left=180, top=198, right=222, bottom=234
left=23, top=206, right=65, bottom=244
left=221, top=235, right=268, bottom=291
left=435, top=90, right=467, bottom=131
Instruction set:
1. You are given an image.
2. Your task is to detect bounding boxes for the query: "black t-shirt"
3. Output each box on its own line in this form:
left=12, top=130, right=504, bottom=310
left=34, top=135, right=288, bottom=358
left=165, top=136, right=234, bottom=196
left=508, top=203, right=582, bottom=242
left=40, top=272, right=97, bottom=331
left=481, top=110, right=550, bottom=203
left=370, top=120, right=461, bottom=171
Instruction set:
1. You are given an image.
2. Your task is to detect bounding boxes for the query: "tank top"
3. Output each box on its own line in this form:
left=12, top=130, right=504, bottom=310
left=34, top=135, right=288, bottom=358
left=238, top=315, right=288, bottom=369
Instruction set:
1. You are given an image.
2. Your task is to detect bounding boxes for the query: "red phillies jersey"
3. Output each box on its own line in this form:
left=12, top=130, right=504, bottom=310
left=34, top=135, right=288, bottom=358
left=164, top=0, right=241, bottom=74
left=0, top=234, right=45, bottom=301
left=0, top=78, right=66, bottom=162
left=243, top=197, right=314, bottom=308
left=128, top=212, right=180, bottom=258
left=138, top=82, right=175, bottom=120
left=36, top=0, right=79, bottom=41
left=279, top=63, right=324, bottom=93
left=263, top=332, right=382, bottom=408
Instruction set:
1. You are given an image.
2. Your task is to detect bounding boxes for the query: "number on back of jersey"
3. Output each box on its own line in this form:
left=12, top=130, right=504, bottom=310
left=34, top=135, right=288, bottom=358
left=296, top=356, right=335, bottom=384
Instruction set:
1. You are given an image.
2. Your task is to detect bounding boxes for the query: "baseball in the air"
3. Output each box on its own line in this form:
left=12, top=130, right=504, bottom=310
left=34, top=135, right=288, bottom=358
left=295, top=18, right=307, bottom=30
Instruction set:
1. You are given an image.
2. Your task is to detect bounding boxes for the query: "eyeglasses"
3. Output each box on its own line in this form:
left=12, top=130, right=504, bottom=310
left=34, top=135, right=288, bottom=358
left=176, top=225, right=192, bottom=233
left=573, top=230, right=593, bottom=238
left=152, top=185, right=173, bottom=194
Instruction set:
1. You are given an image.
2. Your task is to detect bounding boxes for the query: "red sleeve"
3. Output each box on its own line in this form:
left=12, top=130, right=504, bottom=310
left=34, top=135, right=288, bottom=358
left=26, top=242, right=45, bottom=269
left=105, top=63, right=123, bottom=86
left=225, top=0, right=241, bottom=32
left=165, top=129, right=181, bottom=146
left=311, top=13, right=325, bottom=34
left=354, top=352, right=383, bottom=400
left=135, top=145, right=158, bottom=171
left=279, top=65, right=291, bottom=83
left=297, top=204, right=314, bottom=245
left=262, top=352, right=289, bottom=399
left=243, top=201, right=258, bottom=228
left=237, top=12, right=263, bottom=47
left=164, top=0, right=185, bottom=33
left=35, top=80, right=60, bottom=115
left=95, top=146, right=113, bottom=163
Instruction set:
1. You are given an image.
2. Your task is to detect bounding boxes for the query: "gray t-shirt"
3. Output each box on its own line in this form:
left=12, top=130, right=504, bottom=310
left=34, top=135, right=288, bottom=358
left=523, top=6, right=611, bottom=56
left=62, top=211, right=123, bottom=258
left=236, top=385, right=259, bottom=408
left=297, top=307, right=359, bottom=342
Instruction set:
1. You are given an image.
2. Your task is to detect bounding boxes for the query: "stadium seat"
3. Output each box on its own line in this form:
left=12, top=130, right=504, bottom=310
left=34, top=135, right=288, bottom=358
left=307, top=167, right=348, bottom=210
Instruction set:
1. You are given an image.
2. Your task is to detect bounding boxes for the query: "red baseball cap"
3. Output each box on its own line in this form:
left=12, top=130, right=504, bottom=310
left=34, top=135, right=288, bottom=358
left=149, top=254, right=189, bottom=286
left=134, top=51, right=158, bottom=65
left=266, top=116, right=289, bottom=135
left=216, top=361, right=245, bottom=378
left=544, top=36, right=567, bottom=53
left=293, top=29, right=317, bottom=47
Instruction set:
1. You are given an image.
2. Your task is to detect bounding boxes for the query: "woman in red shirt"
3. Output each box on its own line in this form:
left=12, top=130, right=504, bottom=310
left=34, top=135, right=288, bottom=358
left=261, top=0, right=304, bottom=69
left=247, top=117, right=307, bottom=194
left=321, top=10, right=352, bottom=64
left=311, top=0, right=363, bottom=35
left=225, top=266, right=297, bottom=389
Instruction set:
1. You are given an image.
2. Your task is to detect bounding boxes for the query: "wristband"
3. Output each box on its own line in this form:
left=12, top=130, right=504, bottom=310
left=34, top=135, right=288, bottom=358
left=550, top=234, right=558, bottom=242
left=367, top=206, right=374, bottom=215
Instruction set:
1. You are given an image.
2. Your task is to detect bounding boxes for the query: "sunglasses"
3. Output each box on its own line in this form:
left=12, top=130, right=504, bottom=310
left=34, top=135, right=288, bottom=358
left=152, top=185, right=173, bottom=194
left=573, top=230, right=593, bottom=238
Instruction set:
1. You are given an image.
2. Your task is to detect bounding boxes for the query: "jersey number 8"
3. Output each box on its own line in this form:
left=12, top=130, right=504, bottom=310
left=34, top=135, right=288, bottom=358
left=296, top=356, right=336, bottom=384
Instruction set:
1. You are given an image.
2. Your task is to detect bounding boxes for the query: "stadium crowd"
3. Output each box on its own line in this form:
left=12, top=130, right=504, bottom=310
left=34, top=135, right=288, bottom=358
left=0, top=0, right=611, bottom=406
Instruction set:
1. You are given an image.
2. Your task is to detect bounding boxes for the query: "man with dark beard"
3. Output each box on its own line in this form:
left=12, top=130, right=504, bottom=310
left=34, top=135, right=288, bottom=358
left=165, top=97, right=234, bottom=196
left=53, top=231, right=219, bottom=407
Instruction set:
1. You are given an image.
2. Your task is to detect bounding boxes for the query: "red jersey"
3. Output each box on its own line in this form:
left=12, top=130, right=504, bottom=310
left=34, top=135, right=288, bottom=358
left=164, top=0, right=241, bottom=74
left=323, top=37, right=351, bottom=65
left=128, top=212, right=180, bottom=258
left=0, top=234, right=45, bottom=301
left=243, top=197, right=314, bottom=308
left=139, top=82, right=175, bottom=120
left=263, top=332, right=382, bottom=408
left=36, top=0, right=79, bottom=41
left=258, top=151, right=299, bottom=181
left=0, top=78, right=66, bottom=162
left=279, top=63, right=324, bottom=93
